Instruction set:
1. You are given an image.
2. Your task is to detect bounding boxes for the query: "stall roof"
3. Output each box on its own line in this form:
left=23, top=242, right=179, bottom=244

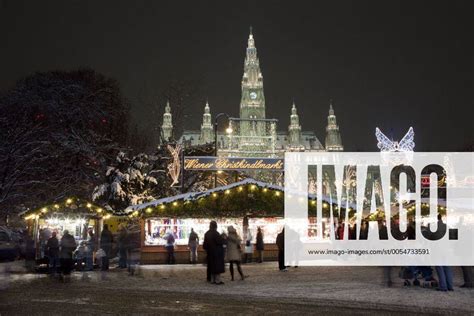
left=19, top=197, right=119, bottom=220
left=125, top=178, right=284, bottom=214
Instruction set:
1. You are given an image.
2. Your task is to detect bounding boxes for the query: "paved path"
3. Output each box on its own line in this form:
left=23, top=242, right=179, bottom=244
left=0, top=261, right=472, bottom=315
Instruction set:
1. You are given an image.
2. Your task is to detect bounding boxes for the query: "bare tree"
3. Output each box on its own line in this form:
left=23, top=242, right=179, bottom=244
left=0, top=69, right=130, bottom=218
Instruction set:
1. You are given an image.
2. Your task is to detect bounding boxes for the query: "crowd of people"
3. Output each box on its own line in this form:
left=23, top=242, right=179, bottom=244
left=28, top=219, right=474, bottom=292
left=39, top=224, right=141, bottom=281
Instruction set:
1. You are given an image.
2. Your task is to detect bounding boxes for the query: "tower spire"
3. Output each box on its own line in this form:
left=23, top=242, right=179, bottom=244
left=200, top=100, right=213, bottom=144
left=161, top=100, right=173, bottom=142
left=325, top=100, right=343, bottom=151
left=288, top=101, right=303, bottom=150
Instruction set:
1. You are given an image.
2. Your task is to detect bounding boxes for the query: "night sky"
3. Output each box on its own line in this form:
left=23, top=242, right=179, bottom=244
left=1, top=0, right=472, bottom=151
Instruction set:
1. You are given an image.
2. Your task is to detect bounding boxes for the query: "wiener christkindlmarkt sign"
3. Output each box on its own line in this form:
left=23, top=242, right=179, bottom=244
left=183, top=156, right=284, bottom=171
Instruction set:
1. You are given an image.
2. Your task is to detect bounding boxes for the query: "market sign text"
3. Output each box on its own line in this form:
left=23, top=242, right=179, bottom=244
left=184, top=156, right=284, bottom=171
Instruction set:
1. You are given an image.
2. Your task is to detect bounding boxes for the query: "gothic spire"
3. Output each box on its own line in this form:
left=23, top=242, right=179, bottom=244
left=288, top=101, right=302, bottom=150
left=200, top=100, right=213, bottom=144
left=240, top=27, right=266, bottom=120
left=161, top=100, right=173, bottom=142
left=248, top=26, right=255, bottom=48
left=325, top=100, right=343, bottom=151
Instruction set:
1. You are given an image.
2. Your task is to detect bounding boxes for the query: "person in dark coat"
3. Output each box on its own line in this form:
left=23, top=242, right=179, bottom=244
left=165, top=231, right=176, bottom=264
left=46, top=231, right=60, bottom=276
left=60, top=230, right=77, bottom=281
left=117, top=226, right=128, bottom=268
left=100, top=224, right=113, bottom=271
left=276, top=228, right=286, bottom=271
left=256, top=227, right=264, bottom=263
left=85, top=229, right=96, bottom=271
left=188, top=228, right=199, bottom=264
left=23, top=232, right=36, bottom=272
left=203, top=221, right=225, bottom=284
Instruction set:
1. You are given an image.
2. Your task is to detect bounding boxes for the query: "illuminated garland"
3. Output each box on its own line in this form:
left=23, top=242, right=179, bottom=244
left=127, top=184, right=285, bottom=218
left=21, top=197, right=115, bottom=220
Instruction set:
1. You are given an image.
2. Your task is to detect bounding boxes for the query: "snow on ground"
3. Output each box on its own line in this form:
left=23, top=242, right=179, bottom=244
left=1, top=261, right=472, bottom=314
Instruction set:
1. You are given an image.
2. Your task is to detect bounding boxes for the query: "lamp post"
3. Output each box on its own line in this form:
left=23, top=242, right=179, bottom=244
left=213, top=113, right=232, bottom=187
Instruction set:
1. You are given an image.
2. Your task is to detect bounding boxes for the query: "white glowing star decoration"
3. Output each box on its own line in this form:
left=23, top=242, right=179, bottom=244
left=375, top=127, right=415, bottom=152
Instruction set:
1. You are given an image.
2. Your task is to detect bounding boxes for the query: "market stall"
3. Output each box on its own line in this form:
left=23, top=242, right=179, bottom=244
left=125, top=178, right=287, bottom=263
left=21, top=197, right=116, bottom=260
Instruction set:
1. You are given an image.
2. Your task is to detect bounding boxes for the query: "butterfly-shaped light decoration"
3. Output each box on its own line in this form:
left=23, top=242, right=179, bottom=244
left=375, top=127, right=415, bottom=152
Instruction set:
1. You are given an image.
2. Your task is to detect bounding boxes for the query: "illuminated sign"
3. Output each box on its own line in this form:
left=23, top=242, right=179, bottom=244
left=183, top=156, right=284, bottom=171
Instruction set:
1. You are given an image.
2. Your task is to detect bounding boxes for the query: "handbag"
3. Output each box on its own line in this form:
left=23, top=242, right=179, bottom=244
left=96, top=248, right=106, bottom=259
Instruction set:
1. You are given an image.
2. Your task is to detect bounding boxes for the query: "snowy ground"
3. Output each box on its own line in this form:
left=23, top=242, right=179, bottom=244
left=0, top=261, right=472, bottom=315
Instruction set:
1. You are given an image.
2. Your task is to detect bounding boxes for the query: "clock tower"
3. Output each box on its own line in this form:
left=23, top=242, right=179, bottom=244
left=240, top=27, right=266, bottom=120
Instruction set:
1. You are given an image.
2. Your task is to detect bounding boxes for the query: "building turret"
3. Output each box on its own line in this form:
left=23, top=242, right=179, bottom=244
left=200, top=100, right=214, bottom=144
left=161, top=100, right=173, bottom=142
left=325, top=101, right=343, bottom=151
left=288, top=101, right=303, bottom=150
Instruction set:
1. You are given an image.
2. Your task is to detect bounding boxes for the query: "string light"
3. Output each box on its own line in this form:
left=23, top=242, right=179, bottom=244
left=173, top=202, right=178, bottom=206
left=86, top=203, right=92, bottom=208
left=146, top=207, right=152, bottom=213
left=225, top=189, right=230, bottom=194
left=66, top=198, right=73, bottom=204
left=54, top=204, right=60, bottom=209
left=275, top=191, right=281, bottom=196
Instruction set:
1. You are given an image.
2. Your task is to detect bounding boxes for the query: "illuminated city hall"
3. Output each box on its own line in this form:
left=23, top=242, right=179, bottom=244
left=160, top=28, right=344, bottom=157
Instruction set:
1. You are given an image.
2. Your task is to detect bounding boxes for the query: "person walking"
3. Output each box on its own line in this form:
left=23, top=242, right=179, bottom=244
left=46, top=231, right=60, bottom=276
left=188, top=228, right=199, bottom=264
left=100, top=224, right=113, bottom=271
left=431, top=215, right=453, bottom=291
left=85, top=229, right=96, bottom=271
left=60, top=230, right=76, bottom=282
left=203, top=221, right=225, bottom=284
left=436, top=266, right=454, bottom=291
left=165, top=230, right=176, bottom=264
left=243, top=227, right=253, bottom=264
left=23, top=232, right=36, bottom=272
left=117, top=226, right=128, bottom=268
left=460, top=266, right=473, bottom=288
left=226, top=226, right=245, bottom=281
left=276, top=228, right=286, bottom=271
left=256, top=227, right=264, bottom=263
